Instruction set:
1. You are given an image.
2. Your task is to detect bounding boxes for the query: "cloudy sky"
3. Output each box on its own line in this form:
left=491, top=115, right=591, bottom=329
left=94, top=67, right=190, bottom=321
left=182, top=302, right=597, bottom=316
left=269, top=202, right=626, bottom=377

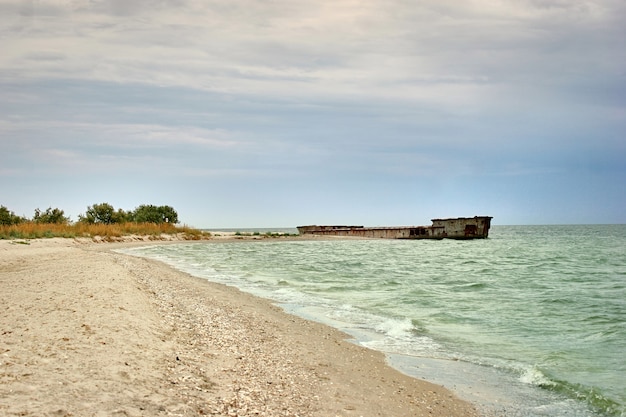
left=1, top=0, right=624, bottom=227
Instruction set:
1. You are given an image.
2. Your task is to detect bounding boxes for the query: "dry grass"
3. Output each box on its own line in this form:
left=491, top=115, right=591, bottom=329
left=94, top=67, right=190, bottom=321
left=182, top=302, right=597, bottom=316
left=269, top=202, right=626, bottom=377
left=0, top=222, right=210, bottom=241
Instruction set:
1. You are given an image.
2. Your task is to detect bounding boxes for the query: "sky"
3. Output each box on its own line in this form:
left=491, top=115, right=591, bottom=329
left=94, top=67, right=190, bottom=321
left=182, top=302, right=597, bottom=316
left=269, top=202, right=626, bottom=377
left=1, top=0, right=625, bottom=228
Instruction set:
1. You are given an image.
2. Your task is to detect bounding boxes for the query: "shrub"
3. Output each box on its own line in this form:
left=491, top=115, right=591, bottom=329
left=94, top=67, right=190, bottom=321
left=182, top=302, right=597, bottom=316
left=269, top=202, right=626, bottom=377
left=131, top=205, right=178, bottom=224
left=80, top=203, right=130, bottom=224
left=0, top=206, right=24, bottom=225
left=33, top=207, right=69, bottom=224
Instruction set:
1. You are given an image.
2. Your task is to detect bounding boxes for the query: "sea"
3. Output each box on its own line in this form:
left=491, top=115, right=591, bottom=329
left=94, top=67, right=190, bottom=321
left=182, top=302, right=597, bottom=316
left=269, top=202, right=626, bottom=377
left=119, top=225, right=626, bottom=417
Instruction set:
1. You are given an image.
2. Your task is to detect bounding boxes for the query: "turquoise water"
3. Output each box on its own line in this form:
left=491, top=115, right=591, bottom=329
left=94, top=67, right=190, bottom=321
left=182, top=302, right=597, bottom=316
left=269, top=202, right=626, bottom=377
left=121, top=225, right=626, bottom=416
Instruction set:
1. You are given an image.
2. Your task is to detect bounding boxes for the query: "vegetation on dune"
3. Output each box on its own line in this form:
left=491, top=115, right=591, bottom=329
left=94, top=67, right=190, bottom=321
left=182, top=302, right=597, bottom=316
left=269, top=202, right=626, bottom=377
left=78, top=203, right=179, bottom=225
left=0, top=222, right=207, bottom=241
left=1, top=203, right=299, bottom=241
left=0, top=206, right=27, bottom=226
left=0, top=203, right=208, bottom=241
left=33, top=207, right=70, bottom=224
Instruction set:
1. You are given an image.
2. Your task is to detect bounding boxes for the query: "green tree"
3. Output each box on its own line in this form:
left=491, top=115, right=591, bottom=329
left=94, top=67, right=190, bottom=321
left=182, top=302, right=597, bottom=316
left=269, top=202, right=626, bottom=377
left=0, top=206, right=24, bottom=225
left=80, top=203, right=128, bottom=224
left=33, top=207, right=69, bottom=224
left=157, top=205, right=179, bottom=224
left=113, top=208, right=130, bottom=223
left=131, top=205, right=179, bottom=224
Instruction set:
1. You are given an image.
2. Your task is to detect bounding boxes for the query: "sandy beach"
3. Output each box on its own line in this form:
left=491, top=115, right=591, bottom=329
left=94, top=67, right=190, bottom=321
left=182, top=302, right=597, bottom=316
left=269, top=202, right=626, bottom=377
left=0, top=237, right=482, bottom=417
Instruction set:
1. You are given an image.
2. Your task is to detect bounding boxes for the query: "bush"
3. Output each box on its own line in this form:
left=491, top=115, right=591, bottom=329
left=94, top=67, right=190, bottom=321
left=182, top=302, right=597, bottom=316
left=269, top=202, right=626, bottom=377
left=33, top=207, right=69, bottom=224
left=131, top=205, right=178, bottom=224
left=79, top=203, right=129, bottom=224
left=0, top=206, right=24, bottom=226
left=80, top=203, right=180, bottom=224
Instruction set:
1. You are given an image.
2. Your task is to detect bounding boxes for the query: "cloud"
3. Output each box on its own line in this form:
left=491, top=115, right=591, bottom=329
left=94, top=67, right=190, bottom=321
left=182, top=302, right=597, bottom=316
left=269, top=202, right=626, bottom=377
left=1, top=120, right=246, bottom=173
left=23, top=50, right=66, bottom=61
left=2, top=0, right=623, bottom=106
left=1, top=0, right=624, bottom=224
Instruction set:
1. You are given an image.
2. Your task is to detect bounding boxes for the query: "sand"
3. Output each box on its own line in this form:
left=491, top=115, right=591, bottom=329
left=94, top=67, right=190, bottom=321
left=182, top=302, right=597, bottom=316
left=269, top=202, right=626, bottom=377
left=0, top=237, right=482, bottom=417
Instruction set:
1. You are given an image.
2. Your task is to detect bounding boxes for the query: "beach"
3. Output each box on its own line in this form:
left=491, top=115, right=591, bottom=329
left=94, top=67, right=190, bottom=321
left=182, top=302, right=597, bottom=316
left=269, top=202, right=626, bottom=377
left=0, top=237, right=481, bottom=417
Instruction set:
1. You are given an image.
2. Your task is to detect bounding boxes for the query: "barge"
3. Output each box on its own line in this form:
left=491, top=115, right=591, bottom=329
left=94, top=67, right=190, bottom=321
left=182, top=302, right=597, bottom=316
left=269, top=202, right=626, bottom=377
left=297, top=216, right=493, bottom=240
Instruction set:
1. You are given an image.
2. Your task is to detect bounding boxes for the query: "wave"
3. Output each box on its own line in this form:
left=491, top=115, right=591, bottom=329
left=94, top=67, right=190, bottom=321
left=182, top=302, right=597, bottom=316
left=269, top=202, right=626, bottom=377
left=119, top=228, right=626, bottom=417
left=545, top=377, right=624, bottom=417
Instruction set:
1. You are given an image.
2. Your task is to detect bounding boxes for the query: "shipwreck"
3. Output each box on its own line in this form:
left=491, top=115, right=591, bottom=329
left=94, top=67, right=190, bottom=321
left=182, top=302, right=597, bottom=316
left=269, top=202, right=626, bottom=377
left=297, top=216, right=493, bottom=240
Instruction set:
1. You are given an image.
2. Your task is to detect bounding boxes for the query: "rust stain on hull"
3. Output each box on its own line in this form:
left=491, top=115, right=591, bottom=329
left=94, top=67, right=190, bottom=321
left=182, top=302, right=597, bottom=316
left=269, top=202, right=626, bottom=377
left=297, top=216, right=493, bottom=240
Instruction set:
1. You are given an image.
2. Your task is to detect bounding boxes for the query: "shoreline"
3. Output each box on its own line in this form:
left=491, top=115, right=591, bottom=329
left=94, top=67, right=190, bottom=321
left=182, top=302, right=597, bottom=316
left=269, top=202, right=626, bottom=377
left=0, top=237, right=482, bottom=416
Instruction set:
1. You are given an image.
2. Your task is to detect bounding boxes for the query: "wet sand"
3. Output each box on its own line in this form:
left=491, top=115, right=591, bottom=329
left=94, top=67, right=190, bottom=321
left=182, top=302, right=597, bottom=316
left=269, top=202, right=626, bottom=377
left=0, top=237, right=482, bottom=416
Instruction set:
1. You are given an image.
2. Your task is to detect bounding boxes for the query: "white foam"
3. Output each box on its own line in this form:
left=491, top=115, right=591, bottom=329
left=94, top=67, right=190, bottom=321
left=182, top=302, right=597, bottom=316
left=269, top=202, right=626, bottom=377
left=519, top=365, right=556, bottom=387
left=374, top=317, right=414, bottom=338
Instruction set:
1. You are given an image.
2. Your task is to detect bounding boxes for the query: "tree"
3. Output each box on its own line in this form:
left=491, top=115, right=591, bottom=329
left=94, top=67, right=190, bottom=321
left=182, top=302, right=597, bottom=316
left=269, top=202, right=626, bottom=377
left=33, top=207, right=69, bottom=224
left=157, top=205, right=179, bottom=224
left=131, top=205, right=179, bottom=224
left=79, top=203, right=128, bottom=224
left=0, top=206, right=24, bottom=225
left=113, top=208, right=131, bottom=223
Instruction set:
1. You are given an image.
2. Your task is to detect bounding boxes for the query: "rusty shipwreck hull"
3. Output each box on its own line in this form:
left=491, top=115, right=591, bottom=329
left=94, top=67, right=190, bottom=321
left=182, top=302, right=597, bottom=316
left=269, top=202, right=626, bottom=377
left=297, top=216, right=493, bottom=240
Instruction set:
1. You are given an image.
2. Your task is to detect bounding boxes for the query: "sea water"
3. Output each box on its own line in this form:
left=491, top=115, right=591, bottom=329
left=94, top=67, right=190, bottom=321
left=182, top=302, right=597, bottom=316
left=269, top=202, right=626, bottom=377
left=120, top=225, right=626, bottom=417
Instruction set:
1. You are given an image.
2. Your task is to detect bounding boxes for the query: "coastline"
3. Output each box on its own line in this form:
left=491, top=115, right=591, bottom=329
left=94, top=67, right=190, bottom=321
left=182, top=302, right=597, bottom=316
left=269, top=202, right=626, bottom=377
left=0, top=237, right=481, bottom=416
